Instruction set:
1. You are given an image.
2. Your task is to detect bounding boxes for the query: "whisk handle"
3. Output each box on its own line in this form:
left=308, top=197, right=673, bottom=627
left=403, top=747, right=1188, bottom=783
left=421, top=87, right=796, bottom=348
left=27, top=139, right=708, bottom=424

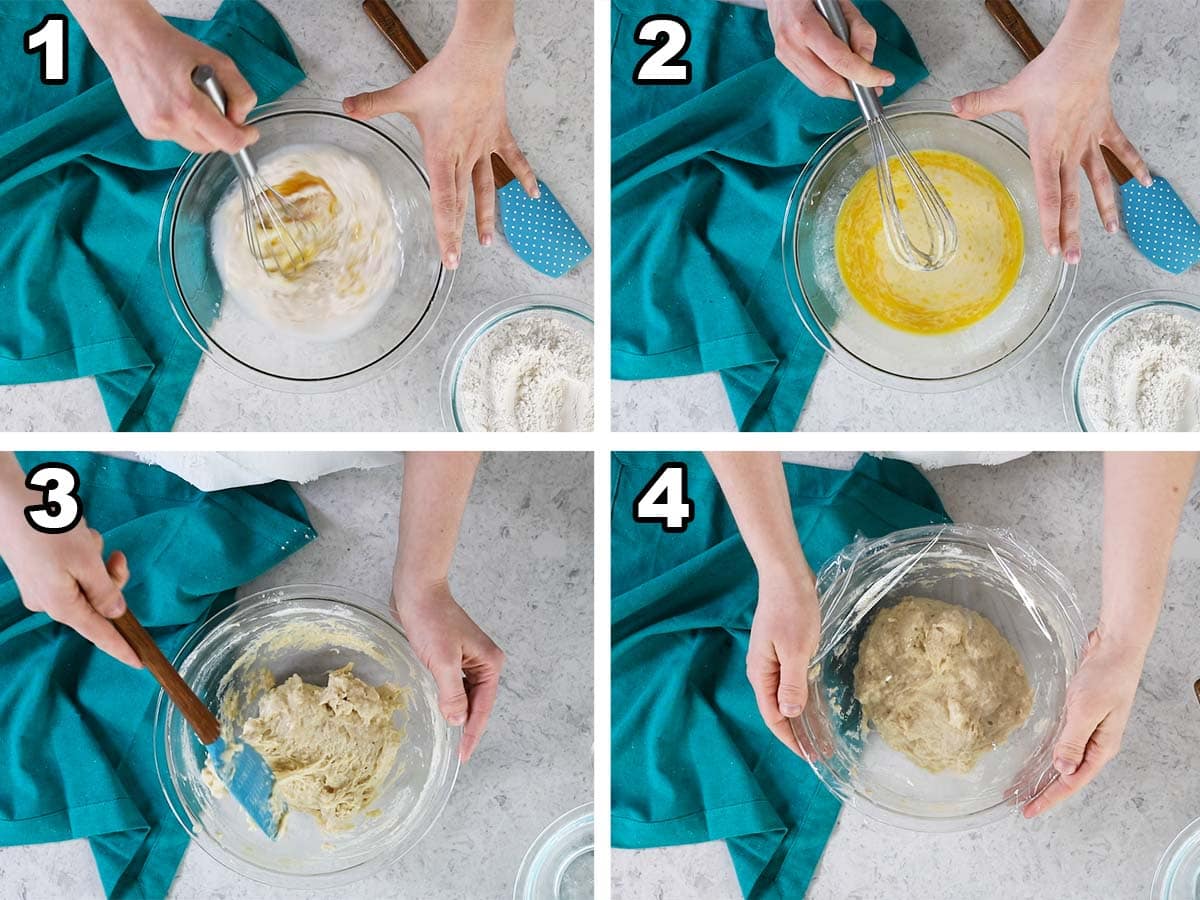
left=190, top=65, right=258, bottom=178
left=812, top=0, right=885, bottom=122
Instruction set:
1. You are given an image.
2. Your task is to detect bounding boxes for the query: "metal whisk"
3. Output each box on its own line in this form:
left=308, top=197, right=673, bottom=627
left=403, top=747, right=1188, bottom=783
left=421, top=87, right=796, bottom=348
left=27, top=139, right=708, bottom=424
left=191, top=65, right=318, bottom=278
left=813, top=0, right=958, bottom=271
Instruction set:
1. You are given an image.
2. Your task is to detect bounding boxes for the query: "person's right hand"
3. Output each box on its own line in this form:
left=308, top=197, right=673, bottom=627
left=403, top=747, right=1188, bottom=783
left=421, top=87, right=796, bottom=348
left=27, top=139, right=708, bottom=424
left=98, top=9, right=258, bottom=154
left=764, top=0, right=894, bottom=101
left=4, top=524, right=140, bottom=668
left=747, top=563, right=820, bottom=756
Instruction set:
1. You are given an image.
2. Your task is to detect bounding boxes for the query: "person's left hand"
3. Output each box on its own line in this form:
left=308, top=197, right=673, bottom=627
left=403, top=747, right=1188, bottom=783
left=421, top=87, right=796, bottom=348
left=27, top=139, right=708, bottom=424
left=1022, top=627, right=1143, bottom=817
left=391, top=578, right=505, bottom=763
left=951, top=27, right=1148, bottom=264
left=342, top=23, right=537, bottom=270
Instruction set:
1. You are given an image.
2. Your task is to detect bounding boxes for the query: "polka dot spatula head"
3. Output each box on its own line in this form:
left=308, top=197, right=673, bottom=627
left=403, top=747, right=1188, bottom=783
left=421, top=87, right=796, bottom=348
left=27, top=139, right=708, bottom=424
left=362, top=0, right=592, bottom=279
left=987, top=0, right=1200, bottom=275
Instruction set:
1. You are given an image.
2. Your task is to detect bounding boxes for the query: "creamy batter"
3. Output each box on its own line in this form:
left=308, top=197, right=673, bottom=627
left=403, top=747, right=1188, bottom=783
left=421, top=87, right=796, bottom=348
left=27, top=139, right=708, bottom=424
left=835, top=150, right=1024, bottom=334
left=230, top=664, right=408, bottom=831
left=211, top=144, right=401, bottom=341
left=853, top=596, right=1033, bottom=774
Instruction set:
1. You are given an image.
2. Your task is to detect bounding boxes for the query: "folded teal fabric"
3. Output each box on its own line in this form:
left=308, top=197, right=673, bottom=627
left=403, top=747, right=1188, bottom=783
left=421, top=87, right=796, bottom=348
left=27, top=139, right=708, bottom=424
left=610, top=1, right=927, bottom=431
left=611, top=453, right=949, bottom=898
left=0, top=453, right=317, bottom=898
left=0, top=1, right=305, bottom=431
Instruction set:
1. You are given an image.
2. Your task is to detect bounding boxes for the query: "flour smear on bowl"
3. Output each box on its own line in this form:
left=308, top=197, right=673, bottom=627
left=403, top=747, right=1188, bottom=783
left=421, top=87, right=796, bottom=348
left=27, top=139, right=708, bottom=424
left=1080, top=309, right=1200, bottom=431
left=211, top=143, right=401, bottom=341
left=457, top=314, right=593, bottom=432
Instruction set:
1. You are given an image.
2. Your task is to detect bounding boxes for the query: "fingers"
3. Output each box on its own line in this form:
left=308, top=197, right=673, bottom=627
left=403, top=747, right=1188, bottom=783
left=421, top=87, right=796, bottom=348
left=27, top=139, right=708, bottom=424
left=188, top=92, right=258, bottom=155
left=430, top=660, right=470, bottom=728
left=210, top=54, right=258, bottom=126
left=841, top=0, right=878, bottom=63
left=805, top=16, right=894, bottom=90
left=74, top=531, right=127, bottom=620
left=1060, top=165, right=1082, bottom=264
left=53, top=588, right=141, bottom=669
left=747, top=654, right=804, bottom=756
left=1083, top=145, right=1119, bottom=234
left=776, top=646, right=809, bottom=719
left=777, top=44, right=853, bottom=101
left=1023, top=737, right=1108, bottom=817
left=342, top=82, right=408, bottom=121
left=496, top=128, right=539, bottom=199
left=1032, top=142, right=1064, bottom=257
left=472, top=158, right=497, bottom=247
left=460, top=655, right=503, bottom=764
left=427, top=150, right=463, bottom=270
left=951, top=84, right=1015, bottom=120
left=452, top=163, right=471, bottom=264
left=1101, top=126, right=1152, bottom=188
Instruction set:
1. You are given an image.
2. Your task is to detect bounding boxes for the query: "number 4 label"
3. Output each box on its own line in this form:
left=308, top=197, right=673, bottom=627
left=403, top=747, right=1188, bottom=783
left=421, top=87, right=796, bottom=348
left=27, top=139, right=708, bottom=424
left=24, top=463, right=83, bottom=535
left=633, top=15, right=692, bottom=85
left=633, top=462, right=695, bottom=533
left=24, top=14, right=69, bottom=86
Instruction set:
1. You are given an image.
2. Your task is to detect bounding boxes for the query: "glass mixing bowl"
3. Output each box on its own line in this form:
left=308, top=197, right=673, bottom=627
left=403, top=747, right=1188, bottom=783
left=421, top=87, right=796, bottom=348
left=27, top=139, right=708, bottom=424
left=782, top=100, right=1074, bottom=392
left=1154, top=815, right=1200, bottom=900
left=513, top=803, right=594, bottom=900
left=440, top=294, right=594, bottom=432
left=792, top=524, right=1087, bottom=831
left=1062, top=290, right=1200, bottom=431
left=154, top=584, right=458, bottom=888
left=159, top=99, right=450, bottom=393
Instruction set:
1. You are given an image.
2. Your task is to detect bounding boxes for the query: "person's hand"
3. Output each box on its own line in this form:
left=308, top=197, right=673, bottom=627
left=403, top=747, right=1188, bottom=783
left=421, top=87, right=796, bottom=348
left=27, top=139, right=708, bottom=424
left=1023, top=628, right=1142, bottom=817
left=392, top=578, right=505, bottom=763
left=4, top=524, right=140, bottom=668
left=75, top=2, right=258, bottom=154
left=764, top=0, right=894, bottom=101
left=343, top=21, right=537, bottom=270
left=952, top=23, right=1149, bottom=263
left=747, top=563, right=820, bottom=756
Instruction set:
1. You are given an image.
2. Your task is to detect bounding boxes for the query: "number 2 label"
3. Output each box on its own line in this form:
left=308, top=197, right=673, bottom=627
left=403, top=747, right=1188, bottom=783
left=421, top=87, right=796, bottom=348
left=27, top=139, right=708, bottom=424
left=633, top=462, right=695, bottom=533
left=24, top=14, right=69, bottom=86
left=632, top=15, right=692, bottom=85
left=24, top=463, right=83, bottom=534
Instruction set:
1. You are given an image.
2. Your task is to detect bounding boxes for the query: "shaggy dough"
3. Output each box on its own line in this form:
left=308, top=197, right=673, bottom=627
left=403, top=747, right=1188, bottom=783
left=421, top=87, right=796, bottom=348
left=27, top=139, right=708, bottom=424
left=239, top=664, right=408, bottom=830
left=853, top=596, right=1032, bottom=773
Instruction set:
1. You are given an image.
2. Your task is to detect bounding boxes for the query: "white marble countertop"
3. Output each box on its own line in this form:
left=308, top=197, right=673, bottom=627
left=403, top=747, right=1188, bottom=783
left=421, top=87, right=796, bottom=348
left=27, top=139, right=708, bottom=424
left=611, top=0, right=1200, bottom=432
left=0, top=452, right=594, bottom=897
left=0, top=0, right=593, bottom=432
left=613, top=451, right=1200, bottom=898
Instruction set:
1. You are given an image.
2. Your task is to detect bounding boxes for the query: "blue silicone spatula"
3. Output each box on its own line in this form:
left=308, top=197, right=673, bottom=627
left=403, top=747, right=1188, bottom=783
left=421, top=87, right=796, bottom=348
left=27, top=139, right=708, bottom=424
left=363, top=0, right=592, bottom=278
left=988, top=0, right=1200, bottom=274
left=112, top=609, right=281, bottom=838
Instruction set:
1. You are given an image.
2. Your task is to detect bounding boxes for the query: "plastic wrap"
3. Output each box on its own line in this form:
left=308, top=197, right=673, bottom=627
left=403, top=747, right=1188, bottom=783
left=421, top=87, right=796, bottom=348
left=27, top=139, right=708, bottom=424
left=793, top=524, right=1087, bottom=832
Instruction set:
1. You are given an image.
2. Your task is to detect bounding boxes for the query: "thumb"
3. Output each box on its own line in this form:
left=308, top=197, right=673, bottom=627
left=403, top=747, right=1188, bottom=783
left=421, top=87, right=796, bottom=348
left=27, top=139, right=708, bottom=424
left=951, top=84, right=1014, bottom=120
left=343, top=81, right=411, bottom=121
left=1053, top=695, right=1102, bottom=777
left=776, top=647, right=809, bottom=718
left=431, top=661, right=469, bottom=727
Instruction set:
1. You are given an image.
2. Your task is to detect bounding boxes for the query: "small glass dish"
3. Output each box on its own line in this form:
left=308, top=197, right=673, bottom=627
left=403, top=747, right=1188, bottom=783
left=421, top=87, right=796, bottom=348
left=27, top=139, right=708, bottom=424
left=1153, top=815, right=1200, bottom=900
left=792, top=524, right=1086, bottom=831
left=1061, top=289, right=1200, bottom=431
left=159, top=99, right=451, bottom=393
left=782, top=100, right=1074, bottom=392
left=513, top=803, right=594, bottom=900
left=153, top=584, right=458, bottom=888
left=439, top=294, right=594, bottom=432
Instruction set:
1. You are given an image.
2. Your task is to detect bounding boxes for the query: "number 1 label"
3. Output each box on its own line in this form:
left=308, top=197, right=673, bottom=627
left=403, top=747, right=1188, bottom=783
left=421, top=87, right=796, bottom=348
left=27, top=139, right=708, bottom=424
left=24, top=14, right=68, bottom=86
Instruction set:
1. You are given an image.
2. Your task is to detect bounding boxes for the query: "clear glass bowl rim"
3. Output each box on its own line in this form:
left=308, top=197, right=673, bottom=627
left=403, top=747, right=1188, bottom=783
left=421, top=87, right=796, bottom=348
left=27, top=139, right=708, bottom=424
left=1152, top=814, right=1200, bottom=899
left=439, top=293, right=594, bottom=432
left=512, top=801, right=594, bottom=900
left=152, top=582, right=460, bottom=889
left=781, top=99, right=1076, bottom=394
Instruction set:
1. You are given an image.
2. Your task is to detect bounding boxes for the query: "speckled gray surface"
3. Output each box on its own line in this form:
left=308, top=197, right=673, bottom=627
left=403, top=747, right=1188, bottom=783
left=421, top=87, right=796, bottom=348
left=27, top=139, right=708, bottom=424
left=0, top=451, right=594, bottom=897
left=613, top=451, right=1200, bottom=898
left=0, top=0, right=592, bottom=432
left=611, top=0, right=1200, bottom=432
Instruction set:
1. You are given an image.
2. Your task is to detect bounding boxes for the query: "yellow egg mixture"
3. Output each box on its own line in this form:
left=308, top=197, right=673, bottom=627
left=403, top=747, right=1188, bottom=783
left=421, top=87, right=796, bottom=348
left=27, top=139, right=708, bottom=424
left=834, top=150, right=1024, bottom=334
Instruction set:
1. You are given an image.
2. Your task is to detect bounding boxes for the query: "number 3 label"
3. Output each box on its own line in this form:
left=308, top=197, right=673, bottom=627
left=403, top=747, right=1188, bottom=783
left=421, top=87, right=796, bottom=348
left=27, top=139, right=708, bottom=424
left=632, top=15, right=692, bottom=85
left=24, top=463, right=83, bottom=534
left=633, top=463, right=695, bottom=533
left=24, top=14, right=69, bottom=86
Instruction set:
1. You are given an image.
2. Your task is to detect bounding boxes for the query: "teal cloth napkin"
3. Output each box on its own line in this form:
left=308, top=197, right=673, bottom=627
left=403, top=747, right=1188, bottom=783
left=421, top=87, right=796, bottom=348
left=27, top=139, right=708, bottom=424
left=0, top=452, right=317, bottom=899
left=611, top=452, right=949, bottom=898
left=610, top=1, right=928, bottom=431
left=0, top=1, right=305, bottom=431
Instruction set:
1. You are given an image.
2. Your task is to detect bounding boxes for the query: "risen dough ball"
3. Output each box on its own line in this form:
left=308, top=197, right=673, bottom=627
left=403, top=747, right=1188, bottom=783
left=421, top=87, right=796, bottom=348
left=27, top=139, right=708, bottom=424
left=853, top=596, right=1032, bottom=773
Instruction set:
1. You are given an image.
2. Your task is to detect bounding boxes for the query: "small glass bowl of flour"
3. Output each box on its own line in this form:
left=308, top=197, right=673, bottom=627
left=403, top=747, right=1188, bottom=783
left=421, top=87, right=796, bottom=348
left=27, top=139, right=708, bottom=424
left=1064, top=291, right=1200, bottom=431
left=442, top=296, right=594, bottom=432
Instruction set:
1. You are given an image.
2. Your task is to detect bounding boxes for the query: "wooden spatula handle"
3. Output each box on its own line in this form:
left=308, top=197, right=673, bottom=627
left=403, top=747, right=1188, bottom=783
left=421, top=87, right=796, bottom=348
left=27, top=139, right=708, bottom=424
left=361, top=0, right=517, bottom=186
left=984, top=0, right=1129, bottom=183
left=112, top=609, right=220, bottom=744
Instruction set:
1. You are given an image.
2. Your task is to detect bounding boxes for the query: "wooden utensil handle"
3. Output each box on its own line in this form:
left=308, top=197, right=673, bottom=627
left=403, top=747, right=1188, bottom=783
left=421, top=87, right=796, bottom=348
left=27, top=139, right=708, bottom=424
left=112, top=609, right=220, bottom=744
left=984, top=0, right=1129, bottom=183
left=361, top=0, right=517, bottom=186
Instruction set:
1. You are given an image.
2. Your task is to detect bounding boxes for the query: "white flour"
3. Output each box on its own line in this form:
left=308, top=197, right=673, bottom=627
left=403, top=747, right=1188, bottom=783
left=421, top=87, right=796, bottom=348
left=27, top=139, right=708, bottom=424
left=1079, top=309, right=1200, bottom=431
left=456, top=315, right=593, bottom=432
